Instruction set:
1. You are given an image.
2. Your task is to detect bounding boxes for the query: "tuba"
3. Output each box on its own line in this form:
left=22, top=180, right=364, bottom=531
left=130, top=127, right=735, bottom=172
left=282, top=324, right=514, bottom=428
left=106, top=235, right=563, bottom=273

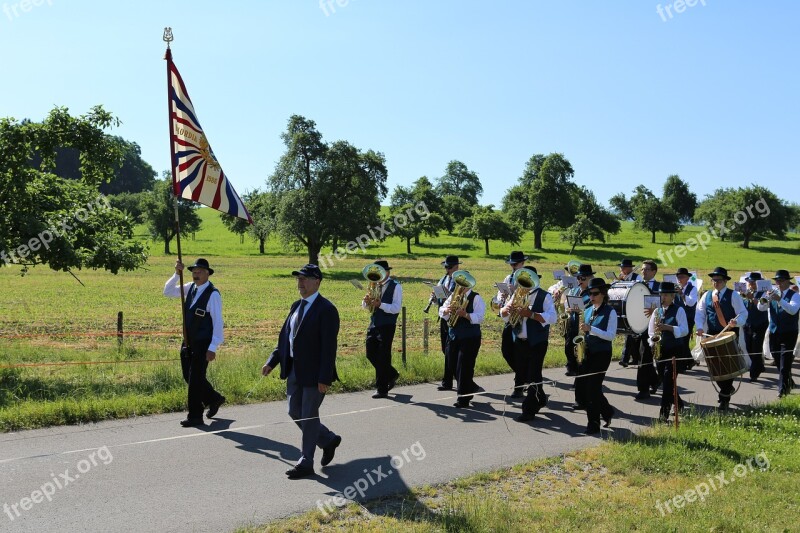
left=447, top=270, right=477, bottom=328
left=508, top=267, right=541, bottom=329
left=565, top=260, right=582, bottom=278
left=362, top=263, right=387, bottom=313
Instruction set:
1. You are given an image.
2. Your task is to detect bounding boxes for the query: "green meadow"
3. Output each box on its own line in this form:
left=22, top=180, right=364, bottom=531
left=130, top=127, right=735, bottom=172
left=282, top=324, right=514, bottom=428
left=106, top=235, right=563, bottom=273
left=0, top=208, right=798, bottom=431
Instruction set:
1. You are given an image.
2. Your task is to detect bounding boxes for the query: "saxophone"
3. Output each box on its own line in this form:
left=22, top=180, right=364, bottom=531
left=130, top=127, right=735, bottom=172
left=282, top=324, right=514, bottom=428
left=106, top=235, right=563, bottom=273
left=651, top=305, right=663, bottom=361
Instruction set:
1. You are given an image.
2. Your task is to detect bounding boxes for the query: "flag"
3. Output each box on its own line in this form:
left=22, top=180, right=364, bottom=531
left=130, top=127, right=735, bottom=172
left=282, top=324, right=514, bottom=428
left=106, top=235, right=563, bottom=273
left=167, top=54, right=252, bottom=223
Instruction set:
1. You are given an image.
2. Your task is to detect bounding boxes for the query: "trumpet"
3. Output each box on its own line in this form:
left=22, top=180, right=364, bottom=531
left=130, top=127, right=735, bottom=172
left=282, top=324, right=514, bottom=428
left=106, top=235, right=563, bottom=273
left=759, top=289, right=777, bottom=305
left=362, top=263, right=387, bottom=313
left=446, top=270, right=477, bottom=328
left=508, top=268, right=541, bottom=328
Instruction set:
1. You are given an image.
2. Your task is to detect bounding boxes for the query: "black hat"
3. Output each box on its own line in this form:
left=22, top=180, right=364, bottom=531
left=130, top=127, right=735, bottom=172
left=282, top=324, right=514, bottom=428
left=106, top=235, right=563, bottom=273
left=619, top=259, right=635, bottom=268
left=708, top=267, right=731, bottom=280
left=745, top=272, right=763, bottom=282
left=576, top=264, right=596, bottom=276
left=586, top=278, right=609, bottom=291
left=506, top=251, right=529, bottom=264
left=374, top=260, right=392, bottom=271
left=773, top=269, right=792, bottom=281
left=658, top=281, right=679, bottom=293
left=441, top=255, right=462, bottom=267
left=187, top=258, right=214, bottom=275
left=675, top=267, right=691, bottom=277
left=291, top=264, right=323, bottom=280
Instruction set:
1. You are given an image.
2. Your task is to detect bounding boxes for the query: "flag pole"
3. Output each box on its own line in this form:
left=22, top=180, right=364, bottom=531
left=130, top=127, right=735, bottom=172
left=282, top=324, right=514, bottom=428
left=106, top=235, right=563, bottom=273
left=164, top=27, right=189, bottom=349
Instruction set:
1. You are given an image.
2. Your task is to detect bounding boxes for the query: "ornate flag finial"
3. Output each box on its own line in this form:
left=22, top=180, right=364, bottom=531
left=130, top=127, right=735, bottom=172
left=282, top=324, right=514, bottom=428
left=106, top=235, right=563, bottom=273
left=163, top=27, right=174, bottom=48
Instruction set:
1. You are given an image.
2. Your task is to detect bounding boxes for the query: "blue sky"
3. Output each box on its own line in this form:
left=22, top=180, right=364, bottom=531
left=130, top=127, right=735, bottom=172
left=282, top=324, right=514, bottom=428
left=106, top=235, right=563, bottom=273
left=2, top=0, right=798, bottom=207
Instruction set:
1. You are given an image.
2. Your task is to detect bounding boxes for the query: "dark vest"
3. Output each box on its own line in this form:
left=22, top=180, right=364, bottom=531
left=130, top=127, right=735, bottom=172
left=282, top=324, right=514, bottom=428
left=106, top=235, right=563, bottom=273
left=371, top=279, right=399, bottom=327
left=184, top=283, right=219, bottom=344
left=449, top=291, right=481, bottom=341
left=644, top=279, right=660, bottom=293
left=513, top=289, right=550, bottom=347
left=680, top=283, right=697, bottom=327
left=769, top=291, right=799, bottom=334
left=704, top=289, right=735, bottom=335
left=585, top=304, right=613, bottom=353
left=745, top=292, right=769, bottom=329
left=658, top=304, right=683, bottom=353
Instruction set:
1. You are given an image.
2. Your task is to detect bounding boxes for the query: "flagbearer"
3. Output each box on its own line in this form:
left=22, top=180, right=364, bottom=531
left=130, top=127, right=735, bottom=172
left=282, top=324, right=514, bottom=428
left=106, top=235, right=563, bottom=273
left=163, top=259, right=226, bottom=427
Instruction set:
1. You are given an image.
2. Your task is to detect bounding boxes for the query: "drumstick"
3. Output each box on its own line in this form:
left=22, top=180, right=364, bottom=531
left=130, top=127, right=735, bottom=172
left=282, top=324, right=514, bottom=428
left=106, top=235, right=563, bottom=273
left=714, top=313, right=743, bottom=339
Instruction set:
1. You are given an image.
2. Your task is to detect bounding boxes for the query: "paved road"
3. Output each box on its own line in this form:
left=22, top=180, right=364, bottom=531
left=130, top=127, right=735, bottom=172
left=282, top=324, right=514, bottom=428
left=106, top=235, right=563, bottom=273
left=1, top=361, right=791, bottom=533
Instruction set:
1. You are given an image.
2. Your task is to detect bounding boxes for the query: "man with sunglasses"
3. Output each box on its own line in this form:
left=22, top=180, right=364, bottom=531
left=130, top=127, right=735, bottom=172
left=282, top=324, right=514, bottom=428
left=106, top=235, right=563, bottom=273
left=435, top=256, right=461, bottom=391
left=696, top=266, right=748, bottom=410
left=564, top=264, right=595, bottom=378
left=498, top=251, right=530, bottom=397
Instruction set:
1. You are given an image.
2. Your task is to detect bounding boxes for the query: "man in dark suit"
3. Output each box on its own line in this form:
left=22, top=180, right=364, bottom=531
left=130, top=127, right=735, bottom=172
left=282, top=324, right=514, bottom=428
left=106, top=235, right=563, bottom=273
left=262, top=264, right=342, bottom=479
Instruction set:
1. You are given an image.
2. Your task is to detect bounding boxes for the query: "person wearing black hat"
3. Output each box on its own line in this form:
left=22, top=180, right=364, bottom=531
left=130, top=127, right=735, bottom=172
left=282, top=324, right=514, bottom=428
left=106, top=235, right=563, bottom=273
left=743, top=272, right=769, bottom=381
left=362, top=260, right=402, bottom=399
left=434, top=256, right=461, bottom=391
left=617, top=259, right=640, bottom=282
left=647, top=282, right=689, bottom=422
left=563, top=263, right=594, bottom=378
left=498, top=251, right=530, bottom=395
left=633, top=260, right=662, bottom=400
left=163, top=258, right=226, bottom=427
left=674, top=268, right=699, bottom=370
left=262, top=264, right=342, bottom=479
left=757, top=270, right=800, bottom=398
left=500, top=266, right=557, bottom=422
left=575, top=277, right=617, bottom=434
left=695, top=266, right=748, bottom=410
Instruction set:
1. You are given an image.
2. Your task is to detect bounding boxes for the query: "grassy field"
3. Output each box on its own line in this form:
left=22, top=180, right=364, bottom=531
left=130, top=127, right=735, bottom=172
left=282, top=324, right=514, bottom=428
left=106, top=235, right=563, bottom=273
left=241, top=395, right=800, bottom=532
left=0, top=208, right=798, bottom=431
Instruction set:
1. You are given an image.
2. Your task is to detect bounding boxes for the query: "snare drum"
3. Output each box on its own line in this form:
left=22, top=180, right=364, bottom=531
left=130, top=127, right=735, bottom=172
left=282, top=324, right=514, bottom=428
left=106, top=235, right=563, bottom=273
left=701, top=331, right=748, bottom=381
left=607, top=281, right=651, bottom=335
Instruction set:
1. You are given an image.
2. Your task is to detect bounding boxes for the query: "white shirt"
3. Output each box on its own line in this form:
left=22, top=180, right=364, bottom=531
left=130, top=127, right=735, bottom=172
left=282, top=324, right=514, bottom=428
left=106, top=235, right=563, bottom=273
left=290, top=291, right=319, bottom=358
left=695, top=286, right=748, bottom=333
left=647, top=305, right=688, bottom=348
left=677, top=283, right=698, bottom=308
left=501, top=289, right=556, bottom=339
left=588, top=305, right=618, bottom=342
left=163, top=273, right=224, bottom=352
left=439, top=289, right=485, bottom=325
left=361, top=280, right=403, bottom=314
left=757, top=288, right=800, bottom=315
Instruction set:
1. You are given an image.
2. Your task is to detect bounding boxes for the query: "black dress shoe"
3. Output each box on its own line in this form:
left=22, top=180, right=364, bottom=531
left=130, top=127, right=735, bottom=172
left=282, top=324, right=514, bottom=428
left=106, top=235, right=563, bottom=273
left=321, top=435, right=342, bottom=466
left=388, top=376, right=398, bottom=392
left=438, top=384, right=453, bottom=391
left=286, top=465, right=315, bottom=479
left=206, top=396, right=226, bottom=418
left=372, top=392, right=388, bottom=399
left=634, top=391, right=651, bottom=401
left=180, top=418, right=205, bottom=427
left=538, top=394, right=549, bottom=408
left=510, top=389, right=524, bottom=398
left=515, top=412, right=536, bottom=423
left=453, top=401, right=469, bottom=409
left=565, top=370, right=577, bottom=377
left=650, top=385, right=659, bottom=395
left=584, top=425, right=601, bottom=435
left=602, top=409, right=614, bottom=428
left=472, top=384, right=485, bottom=393
left=618, top=360, right=628, bottom=367
left=570, top=404, right=586, bottom=411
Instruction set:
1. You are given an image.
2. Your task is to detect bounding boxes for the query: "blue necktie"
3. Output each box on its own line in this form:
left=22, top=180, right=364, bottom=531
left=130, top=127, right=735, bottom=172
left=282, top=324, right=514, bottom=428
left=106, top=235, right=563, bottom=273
left=293, top=300, right=307, bottom=337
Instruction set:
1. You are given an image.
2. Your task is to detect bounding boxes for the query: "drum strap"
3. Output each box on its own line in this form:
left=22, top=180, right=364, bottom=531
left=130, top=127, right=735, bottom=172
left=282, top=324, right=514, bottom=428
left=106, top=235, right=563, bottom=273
left=712, top=293, right=728, bottom=328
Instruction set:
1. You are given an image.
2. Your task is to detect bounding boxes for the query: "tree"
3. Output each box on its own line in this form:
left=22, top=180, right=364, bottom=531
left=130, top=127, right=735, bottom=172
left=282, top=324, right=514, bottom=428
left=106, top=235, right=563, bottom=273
left=268, top=115, right=388, bottom=264
left=457, top=205, right=522, bottom=255
left=389, top=177, right=447, bottom=252
left=144, top=173, right=202, bottom=254
left=436, top=161, right=483, bottom=231
left=247, top=190, right=276, bottom=254
left=662, top=174, right=697, bottom=223
left=613, top=184, right=681, bottom=243
left=560, top=187, right=621, bottom=254
left=0, top=106, right=147, bottom=274
left=220, top=207, right=249, bottom=244
left=502, top=153, right=577, bottom=250
left=609, top=192, right=633, bottom=219
left=694, top=185, right=788, bottom=248
left=109, top=191, right=149, bottom=224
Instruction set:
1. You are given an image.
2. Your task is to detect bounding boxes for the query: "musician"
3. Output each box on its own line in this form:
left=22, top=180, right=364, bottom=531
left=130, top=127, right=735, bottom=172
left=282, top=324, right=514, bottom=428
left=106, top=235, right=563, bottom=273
left=564, top=264, right=594, bottom=377
left=440, top=273, right=485, bottom=408
left=634, top=260, right=661, bottom=400
left=434, top=256, right=460, bottom=391
left=674, top=267, right=698, bottom=370
left=618, top=259, right=639, bottom=281
left=743, top=272, right=768, bottom=381
left=695, top=266, right=748, bottom=410
left=498, top=251, right=529, bottom=396
left=362, top=260, right=402, bottom=399
left=757, top=270, right=800, bottom=398
left=575, top=278, right=617, bottom=435
left=647, top=282, right=689, bottom=422
left=500, top=267, right=557, bottom=422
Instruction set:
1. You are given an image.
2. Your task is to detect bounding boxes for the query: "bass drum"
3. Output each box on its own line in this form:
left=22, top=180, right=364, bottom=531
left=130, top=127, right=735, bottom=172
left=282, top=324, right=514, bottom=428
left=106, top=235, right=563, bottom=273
left=607, top=281, right=651, bottom=335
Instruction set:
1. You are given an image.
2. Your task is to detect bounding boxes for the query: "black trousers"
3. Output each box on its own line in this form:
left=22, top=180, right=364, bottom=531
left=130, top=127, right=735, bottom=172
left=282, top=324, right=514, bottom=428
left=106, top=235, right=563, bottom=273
left=636, top=335, right=660, bottom=393
left=745, top=324, right=768, bottom=379
left=656, top=350, right=686, bottom=415
left=576, top=349, right=614, bottom=431
left=564, top=324, right=578, bottom=373
left=366, top=324, right=399, bottom=394
left=440, top=317, right=454, bottom=387
left=516, top=339, right=549, bottom=415
left=448, top=334, right=482, bottom=406
left=770, top=330, right=798, bottom=396
left=621, top=334, right=641, bottom=365
left=180, top=342, right=222, bottom=419
left=501, top=325, right=516, bottom=374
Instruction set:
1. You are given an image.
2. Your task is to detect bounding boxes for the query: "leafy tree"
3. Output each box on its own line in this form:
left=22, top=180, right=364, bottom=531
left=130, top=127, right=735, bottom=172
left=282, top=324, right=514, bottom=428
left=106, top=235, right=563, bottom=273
left=247, top=190, right=276, bottom=254
left=457, top=205, right=522, bottom=255
left=268, top=115, right=387, bottom=264
left=609, top=192, right=633, bottom=219
left=144, top=173, right=202, bottom=254
left=109, top=191, right=149, bottom=224
left=0, top=106, right=147, bottom=274
left=436, top=160, right=483, bottom=206
left=502, top=153, right=577, bottom=249
left=439, top=194, right=473, bottom=233
left=662, top=174, right=697, bottom=223
left=389, top=177, right=447, bottom=252
left=560, top=187, right=621, bottom=254
left=220, top=206, right=250, bottom=244
left=613, top=184, right=681, bottom=243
